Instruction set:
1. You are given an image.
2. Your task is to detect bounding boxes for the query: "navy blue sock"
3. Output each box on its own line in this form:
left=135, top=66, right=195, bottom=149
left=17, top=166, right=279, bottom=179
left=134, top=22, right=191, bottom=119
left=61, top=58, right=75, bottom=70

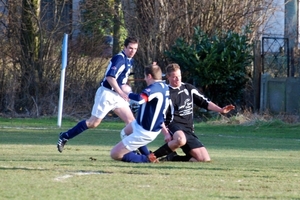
left=62, top=120, right=88, bottom=139
left=138, top=146, right=150, bottom=155
left=121, top=151, right=149, bottom=163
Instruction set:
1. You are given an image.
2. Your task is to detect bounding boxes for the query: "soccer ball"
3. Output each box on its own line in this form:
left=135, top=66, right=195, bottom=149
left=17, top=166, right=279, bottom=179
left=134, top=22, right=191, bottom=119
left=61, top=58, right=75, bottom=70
left=121, top=84, right=132, bottom=94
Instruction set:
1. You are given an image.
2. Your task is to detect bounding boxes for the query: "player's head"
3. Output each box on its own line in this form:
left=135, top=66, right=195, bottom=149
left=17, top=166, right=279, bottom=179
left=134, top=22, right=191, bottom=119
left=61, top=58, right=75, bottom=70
left=144, top=62, right=162, bottom=84
left=123, top=36, right=139, bottom=58
left=165, top=63, right=182, bottom=88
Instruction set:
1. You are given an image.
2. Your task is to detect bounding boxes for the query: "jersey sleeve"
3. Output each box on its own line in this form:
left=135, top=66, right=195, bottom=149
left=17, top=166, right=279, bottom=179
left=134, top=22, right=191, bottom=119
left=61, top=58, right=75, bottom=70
left=128, top=93, right=147, bottom=104
left=105, top=55, right=124, bottom=78
left=187, top=83, right=210, bottom=110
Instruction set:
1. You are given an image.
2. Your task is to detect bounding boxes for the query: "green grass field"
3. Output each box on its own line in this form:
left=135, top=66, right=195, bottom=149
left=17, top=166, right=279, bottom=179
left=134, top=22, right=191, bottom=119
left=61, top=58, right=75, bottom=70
left=0, top=117, right=300, bottom=200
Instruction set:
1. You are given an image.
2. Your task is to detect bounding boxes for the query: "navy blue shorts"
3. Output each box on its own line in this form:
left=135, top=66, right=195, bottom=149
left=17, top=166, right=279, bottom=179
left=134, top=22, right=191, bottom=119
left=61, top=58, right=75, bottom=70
left=168, top=123, right=204, bottom=155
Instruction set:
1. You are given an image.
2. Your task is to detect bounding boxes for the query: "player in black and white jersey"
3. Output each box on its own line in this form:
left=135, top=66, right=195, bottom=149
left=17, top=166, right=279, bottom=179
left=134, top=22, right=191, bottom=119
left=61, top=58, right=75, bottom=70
left=57, top=37, right=138, bottom=153
left=110, top=63, right=169, bottom=163
left=153, top=63, right=235, bottom=162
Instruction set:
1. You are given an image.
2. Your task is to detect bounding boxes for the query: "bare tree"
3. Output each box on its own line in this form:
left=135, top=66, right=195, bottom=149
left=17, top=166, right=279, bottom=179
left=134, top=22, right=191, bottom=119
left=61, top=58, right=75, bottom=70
left=121, top=0, right=280, bottom=91
left=0, top=0, right=115, bottom=117
left=0, top=0, right=283, bottom=117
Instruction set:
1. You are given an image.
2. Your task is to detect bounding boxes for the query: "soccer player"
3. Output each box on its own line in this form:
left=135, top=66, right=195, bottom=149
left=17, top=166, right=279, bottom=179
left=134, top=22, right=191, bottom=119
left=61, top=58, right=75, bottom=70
left=57, top=37, right=139, bottom=153
left=152, top=63, right=235, bottom=162
left=110, top=62, right=169, bottom=163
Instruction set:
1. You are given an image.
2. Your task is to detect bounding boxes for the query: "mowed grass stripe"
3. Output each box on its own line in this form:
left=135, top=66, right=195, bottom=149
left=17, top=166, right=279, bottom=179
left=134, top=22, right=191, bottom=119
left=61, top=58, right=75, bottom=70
left=0, top=118, right=299, bottom=199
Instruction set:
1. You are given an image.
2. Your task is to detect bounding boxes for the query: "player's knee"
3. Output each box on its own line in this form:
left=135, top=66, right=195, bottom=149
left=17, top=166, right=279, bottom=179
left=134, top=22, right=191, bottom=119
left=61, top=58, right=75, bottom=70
left=86, top=120, right=101, bottom=128
left=88, top=124, right=96, bottom=128
left=192, top=148, right=211, bottom=162
left=124, top=119, right=134, bottom=125
left=197, top=156, right=211, bottom=162
left=124, top=115, right=135, bottom=124
left=190, top=157, right=211, bottom=162
left=175, top=136, right=186, bottom=147
left=110, top=153, right=117, bottom=160
left=110, top=150, right=121, bottom=160
left=204, top=157, right=211, bottom=162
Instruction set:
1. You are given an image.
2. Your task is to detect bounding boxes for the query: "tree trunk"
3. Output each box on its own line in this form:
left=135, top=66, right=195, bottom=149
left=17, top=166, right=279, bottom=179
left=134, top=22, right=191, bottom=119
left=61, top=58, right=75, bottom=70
left=19, top=0, right=38, bottom=115
left=113, top=0, right=121, bottom=55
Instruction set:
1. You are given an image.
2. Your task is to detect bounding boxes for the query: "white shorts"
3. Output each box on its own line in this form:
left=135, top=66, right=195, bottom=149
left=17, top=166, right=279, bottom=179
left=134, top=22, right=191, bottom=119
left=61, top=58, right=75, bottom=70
left=122, top=120, right=161, bottom=151
left=91, top=86, right=129, bottom=119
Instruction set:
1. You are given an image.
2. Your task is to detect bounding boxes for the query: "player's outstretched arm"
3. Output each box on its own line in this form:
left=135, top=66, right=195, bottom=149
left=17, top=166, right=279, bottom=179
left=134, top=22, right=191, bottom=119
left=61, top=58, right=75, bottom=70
left=207, top=102, right=235, bottom=114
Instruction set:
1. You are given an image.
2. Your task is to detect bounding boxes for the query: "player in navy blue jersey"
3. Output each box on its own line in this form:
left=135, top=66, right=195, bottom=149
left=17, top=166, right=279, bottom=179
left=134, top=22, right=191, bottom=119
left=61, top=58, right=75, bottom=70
left=57, top=37, right=139, bottom=153
left=110, top=63, right=170, bottom=163
left=152, top=63, right=235, bottom=162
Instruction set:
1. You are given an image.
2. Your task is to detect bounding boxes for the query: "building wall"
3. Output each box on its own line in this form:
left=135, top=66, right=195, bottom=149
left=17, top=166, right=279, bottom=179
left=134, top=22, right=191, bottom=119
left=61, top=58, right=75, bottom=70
left=260, top=74, right=300, bottom=114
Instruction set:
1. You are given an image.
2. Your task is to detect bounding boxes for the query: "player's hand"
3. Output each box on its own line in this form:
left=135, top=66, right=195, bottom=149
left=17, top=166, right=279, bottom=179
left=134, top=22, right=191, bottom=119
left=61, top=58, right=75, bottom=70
left=120, top=91, right=129, bottom=101
left=161, top=127, right=172, bottom=142
left=164, top=134, right=172, bottom=143
left=222, top=104, right=235, bottom=113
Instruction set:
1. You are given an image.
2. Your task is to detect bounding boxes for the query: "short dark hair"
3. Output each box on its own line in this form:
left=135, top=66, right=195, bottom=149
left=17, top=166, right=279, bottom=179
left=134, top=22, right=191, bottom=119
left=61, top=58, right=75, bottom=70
left=165, top=63, right=181, bottom=76
left=124, top=36, right=139, bottom=47
left=145, top=62, right=162, bottom=80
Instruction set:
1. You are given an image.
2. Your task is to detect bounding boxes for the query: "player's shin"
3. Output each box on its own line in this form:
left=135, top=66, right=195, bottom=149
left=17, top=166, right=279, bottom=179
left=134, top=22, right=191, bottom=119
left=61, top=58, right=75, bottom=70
left=153, top=143, right=173, bottom=158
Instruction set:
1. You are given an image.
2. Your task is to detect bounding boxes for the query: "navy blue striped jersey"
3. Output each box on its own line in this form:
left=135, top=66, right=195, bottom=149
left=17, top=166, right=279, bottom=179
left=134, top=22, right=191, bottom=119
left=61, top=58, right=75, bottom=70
left=101, top=51, right=133, bottom=90
left=129, top=81, right=169, bottom=132
left=165, top=83, right=210, bottom=130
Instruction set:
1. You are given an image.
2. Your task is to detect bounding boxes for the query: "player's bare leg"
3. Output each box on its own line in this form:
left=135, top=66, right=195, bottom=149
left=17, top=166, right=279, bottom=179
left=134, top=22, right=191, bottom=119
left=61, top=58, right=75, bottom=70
left=57, top=115, right=102, bottom=153
left=110, top=141, right=130, bottom=160
left=189, top=147, right=211, bottom=162
left=114, top=106, right=135, bottom=125
left=168, top=130, right=187, bottom=150
left=85, top=115, right=102, bottom=128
